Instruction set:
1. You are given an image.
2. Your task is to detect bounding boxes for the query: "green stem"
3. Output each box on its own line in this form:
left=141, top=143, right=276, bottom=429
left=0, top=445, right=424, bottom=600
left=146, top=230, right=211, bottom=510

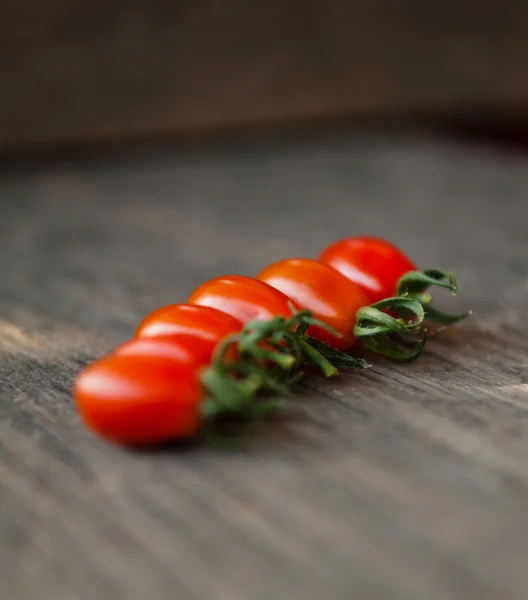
left=211, top=332, right=241, bottom=367
left=299, top=339, right=339, bottom=378
left=242, top=346, right=296, bottom=370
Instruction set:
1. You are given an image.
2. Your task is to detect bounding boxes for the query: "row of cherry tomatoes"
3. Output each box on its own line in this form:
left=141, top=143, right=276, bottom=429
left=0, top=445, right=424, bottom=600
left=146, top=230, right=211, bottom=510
left=74, top=236, right=467, bottom=447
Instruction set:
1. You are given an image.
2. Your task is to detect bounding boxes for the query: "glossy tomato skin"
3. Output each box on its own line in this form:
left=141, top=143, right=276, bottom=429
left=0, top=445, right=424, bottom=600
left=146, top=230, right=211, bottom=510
left=136, top=304, right=242, bottom=342
left=257, top=258, right=370, bottom=351
left=74, top=355, right=202, bottom=446
left=319, top=236, right=417, bottom=304
left=188, top=275, right=299, bottom=324
left=114, top=335, right=216, bottom=369
left=135, top=304, right=243, bottom=364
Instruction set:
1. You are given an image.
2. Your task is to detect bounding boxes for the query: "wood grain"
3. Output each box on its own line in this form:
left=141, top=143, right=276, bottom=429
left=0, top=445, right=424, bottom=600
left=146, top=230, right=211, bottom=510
left=3, top=0, right=528, bottom=151
left=1, top=131, right=528, bottom=599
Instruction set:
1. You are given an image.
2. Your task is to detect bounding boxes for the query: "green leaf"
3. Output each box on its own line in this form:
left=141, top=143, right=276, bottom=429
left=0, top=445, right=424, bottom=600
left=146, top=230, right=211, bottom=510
left=360, top=333, right=427, bottom=361
left=304, top=336, right=370, bottom=369
left=397, top=269, right=457, bottom=296
left=424, top=305, right=472, bottom=325
left=354, top=298, right=425, bottom=339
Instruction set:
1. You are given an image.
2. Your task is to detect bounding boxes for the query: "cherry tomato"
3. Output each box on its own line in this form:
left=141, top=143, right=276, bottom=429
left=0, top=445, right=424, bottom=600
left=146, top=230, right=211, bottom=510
left=74, top=355, right=202, bottom=446
left=136, top=304, right=242, bottom=351
left=257, top=258, right=370, bottom=351
left=188, top=275, right=299, bottom=324
left=319, top=236, right=417, bottom=304
left=114, top=335, right=220, bottom=369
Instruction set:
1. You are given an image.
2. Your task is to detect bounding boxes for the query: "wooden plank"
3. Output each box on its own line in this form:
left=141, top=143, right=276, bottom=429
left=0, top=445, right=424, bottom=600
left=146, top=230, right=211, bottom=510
left=1, top=131, right=528, bottom=599
left=3, top=0, right=528, bottom=151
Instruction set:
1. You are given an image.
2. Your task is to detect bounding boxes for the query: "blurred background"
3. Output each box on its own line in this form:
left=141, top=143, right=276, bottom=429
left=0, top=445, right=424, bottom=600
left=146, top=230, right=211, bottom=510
left=3, top=0, right=528, bottom=155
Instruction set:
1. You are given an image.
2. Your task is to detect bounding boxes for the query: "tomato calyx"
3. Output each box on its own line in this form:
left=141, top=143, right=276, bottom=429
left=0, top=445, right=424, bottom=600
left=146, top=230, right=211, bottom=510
left=354, top=297, right=428, bottom=360
left=198, top=305, right=370, bottom=425
left=200, top=369, right=282, bottom=420
left=396, top=269, right=472, bottom=326
left=234, top=303, right=369, bottom=374
left=354, top=270, right=471, bottom=361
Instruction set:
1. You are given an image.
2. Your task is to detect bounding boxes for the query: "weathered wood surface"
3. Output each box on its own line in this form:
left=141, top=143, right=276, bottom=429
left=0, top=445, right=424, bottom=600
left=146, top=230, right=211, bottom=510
left=1, top=132, right=528, bottom=600
left=4, top=0, right=528, bottom=151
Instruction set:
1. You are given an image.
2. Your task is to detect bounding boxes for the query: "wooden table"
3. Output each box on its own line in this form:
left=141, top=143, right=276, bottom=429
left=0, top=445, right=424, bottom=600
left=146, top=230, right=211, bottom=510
left=1, top=131, right=528, bottom=600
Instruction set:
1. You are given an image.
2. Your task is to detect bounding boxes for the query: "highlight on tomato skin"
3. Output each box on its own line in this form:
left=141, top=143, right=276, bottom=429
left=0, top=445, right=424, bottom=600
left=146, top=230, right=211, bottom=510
left=74, top=355, right=203, bottom=447
left=187, top=275, right=300, bottom=325
left=114, top=335, right=236, bottom=369
left=319, top=236, right=417, bottom=304
left=257, top=258, right=371, bottom=351
left=136, top=304, right=243, bottom=345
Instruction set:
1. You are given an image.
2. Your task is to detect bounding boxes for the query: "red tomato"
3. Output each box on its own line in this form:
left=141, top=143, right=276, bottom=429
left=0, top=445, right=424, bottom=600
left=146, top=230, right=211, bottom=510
left=187, top=275, right=298, bottom=324
left=74, top=355, right=202, bottom=446
left=136, top=304, right=242, bottom=348
left=319, top=236, right=417, bottom=304
left=114, top=335, right=220, bottom=369
left=257, top=258, right=370, bottom=351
